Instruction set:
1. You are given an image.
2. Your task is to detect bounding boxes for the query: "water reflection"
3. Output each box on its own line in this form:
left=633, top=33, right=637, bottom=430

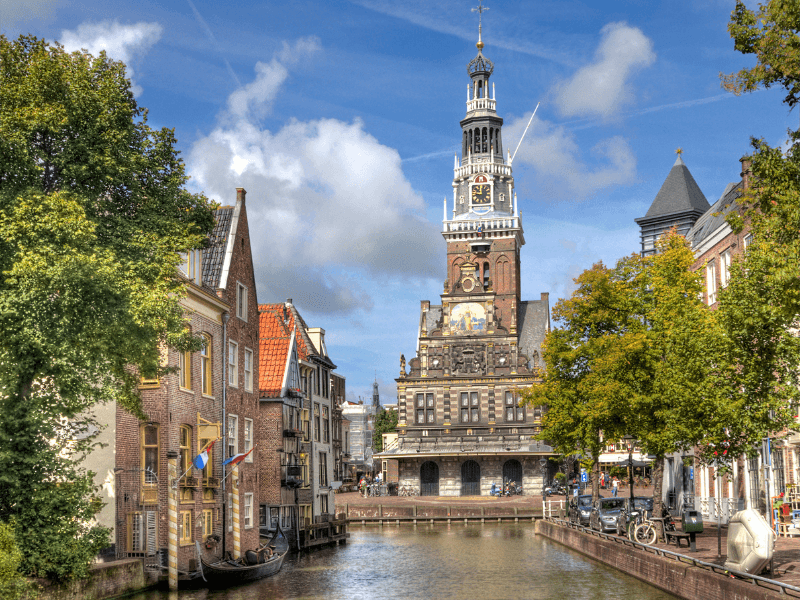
left=127, top=523, right=678, bottom=600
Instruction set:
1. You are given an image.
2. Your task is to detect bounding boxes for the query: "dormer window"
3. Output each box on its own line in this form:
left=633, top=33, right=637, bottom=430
left=179, top=250, right=203, bottom=285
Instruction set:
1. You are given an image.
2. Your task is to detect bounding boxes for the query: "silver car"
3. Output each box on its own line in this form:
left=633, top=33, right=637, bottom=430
left=590, top=497, right=626, bottom=533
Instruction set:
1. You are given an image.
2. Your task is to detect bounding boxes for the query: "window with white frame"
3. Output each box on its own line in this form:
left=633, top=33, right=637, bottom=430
left=228, top=493, right=233, bottom=531
left=227, top=415, right=238, bottom=458
left=179, top=250, right=202, bottom=284
left=244, top=493, right=253, bottom=528
left=720, top=250, right=732, bottom=288
left=228, top=341, right=238, bottom=387
left=244, top=348, right=253, bottom=392
left=237, top=283, right=248, bottom=321
left=744, top=233, right=754, bottom=251
left=244, top=418, right=253, bottom=462
left=706, top=261, right=717, bottom=305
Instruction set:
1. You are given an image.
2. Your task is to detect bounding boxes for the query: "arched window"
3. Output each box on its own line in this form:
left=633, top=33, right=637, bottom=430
left=141, top=423, right=159, bottom=503
left=477, top=80, right=483, bottom=98
left=452, top=258, right=463, bottom=285
left=495, top=256, right=509, bottom=291
left=482, top=127, right=488, bottom=153
left=483, top=262, right=490, bottom=288
left=474, top=128, right=480, bottom=153
left=420, top=461, right=439, bottom=496
left=461, top=460, right=481, bottom=496
left=179, top=425, right=192, bottom=474
left=200, top=334, right=212, bottom=396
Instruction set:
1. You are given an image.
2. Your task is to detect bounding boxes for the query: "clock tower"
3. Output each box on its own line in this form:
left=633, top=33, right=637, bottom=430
left=380, top=11, right=553, bottom=497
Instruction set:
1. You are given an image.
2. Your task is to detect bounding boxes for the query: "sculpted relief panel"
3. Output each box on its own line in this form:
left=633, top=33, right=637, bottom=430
left=450, top=344, right=487, bottom=376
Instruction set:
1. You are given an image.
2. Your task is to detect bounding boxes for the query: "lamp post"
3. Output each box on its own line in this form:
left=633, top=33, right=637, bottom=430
left=540, top=458, right=548, bottom=517
left=623, top=434, right=636, bottom=503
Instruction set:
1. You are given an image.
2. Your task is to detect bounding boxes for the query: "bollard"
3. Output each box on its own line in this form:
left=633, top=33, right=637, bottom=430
left=167, top=450, right=178, bottom=591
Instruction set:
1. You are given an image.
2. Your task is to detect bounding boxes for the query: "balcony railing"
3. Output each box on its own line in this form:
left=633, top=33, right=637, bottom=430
left=204, top=477, right=220, bottom=489
left=466, top=97, right=496, bottom=112
left=179, top=476, right=198, bottom=488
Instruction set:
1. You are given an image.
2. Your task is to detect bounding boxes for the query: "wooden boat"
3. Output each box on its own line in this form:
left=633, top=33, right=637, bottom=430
left=191, top=524, right=289, bottom=587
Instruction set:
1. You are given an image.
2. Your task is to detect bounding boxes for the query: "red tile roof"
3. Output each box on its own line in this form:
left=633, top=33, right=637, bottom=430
left=257, top=303, right=310, bottom=397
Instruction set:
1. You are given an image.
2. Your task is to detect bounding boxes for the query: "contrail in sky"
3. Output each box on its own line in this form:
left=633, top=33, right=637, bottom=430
left=186, top=0, right=241, bottom=88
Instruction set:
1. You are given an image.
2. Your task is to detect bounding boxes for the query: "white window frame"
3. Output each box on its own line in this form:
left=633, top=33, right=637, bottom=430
left=244, top=348, right=253, bottom=392
left=228, top=493, right=233, bottom=532
left=227, top=415, right=238, bottom=458
left=244, top=418, right=253, bottom=462
left=237, top=283, right=248, bottom=321
left=244, top=493, right=253, bottom=529
left=706, top=261, right=717, bottom=305
left=228, top=341, right=238, bottom=387
left=720, top=250, right=732, bottom=288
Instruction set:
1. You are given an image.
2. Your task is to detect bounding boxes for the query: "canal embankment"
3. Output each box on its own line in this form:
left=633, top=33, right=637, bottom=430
left=35, top=559, right=159, bottom=600
left=535, top=518, right=797, bottom=600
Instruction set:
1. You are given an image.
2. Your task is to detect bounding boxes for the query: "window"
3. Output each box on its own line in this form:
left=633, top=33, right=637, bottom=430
left=320, top=494, right=329, bottom=515
left=180, top=250, right=200, bottom=281
left=314, top=404, right=320, bottom=441
left=244, top=348, right=253, bottom=392
left=744, top=233, right=754, bottom=250
left=237, top=283, right=248, bottom=321
left=483, top=262, right=490, bottom=288
left=460, top=391, right=480, bottom=422
left=202, top=509, right=213, bottom=537
left=228, top=493, right=233, bottom=532
left=244, top=493, right=253, bottom=529
left=416, top=393, right=435, bottom=424
left=141, top=424, right=159, bottom=499
left=179, top=349, right=191, bottom=390
left=720, top=250, right=732, bottom=288
left=302, top=408, right=310, bottom=441
left=198, top=433, right=214, bottom=483
left=200, top=335, right=212, bottom=396
left=300, top=452, right=310, bottom=486
left=504, top=391, right=525, bottom=422
left=244, top=418, right=253, bottom=462
left=179, top=425, right=192, bottom=474
left=179, top=510, right=192, bottom=545
left=319, top=452, right=328, bottom=486
left=322, top=406, right=330, bottom=443
left=706, top=261, right=717, bottom=304
left=227, top=415, right=238, bottom=458
left=127, top=511, right=157, bottom=554
left=228, top=341, right=238, bottom=387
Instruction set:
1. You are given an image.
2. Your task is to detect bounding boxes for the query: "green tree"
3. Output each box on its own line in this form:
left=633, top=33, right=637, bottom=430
left=0, top=36, right=216, bottom=580
left=712, top=0, right=800, bottom=461
left=523, top=261, right=637, bottom=502
left=721, top=0, right=800, bottom=109
left=373, top=408, right=398, bottom=453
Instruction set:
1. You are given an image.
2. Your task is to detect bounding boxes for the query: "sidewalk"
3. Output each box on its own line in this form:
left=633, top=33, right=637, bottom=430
left=650, top=524, right=800, bottom=588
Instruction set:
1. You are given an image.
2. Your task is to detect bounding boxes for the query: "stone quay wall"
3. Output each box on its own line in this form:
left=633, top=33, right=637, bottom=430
left=36, top=559, right=158, bottom=600
left=535, top=520, right=785, bottom=600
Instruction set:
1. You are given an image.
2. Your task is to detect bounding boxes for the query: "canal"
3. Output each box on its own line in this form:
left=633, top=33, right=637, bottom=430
left=127, top=523, right=678, bottom=600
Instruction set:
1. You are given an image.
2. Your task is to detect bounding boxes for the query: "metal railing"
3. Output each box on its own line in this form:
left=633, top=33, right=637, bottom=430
left=547, top=517, right=800, bottom=598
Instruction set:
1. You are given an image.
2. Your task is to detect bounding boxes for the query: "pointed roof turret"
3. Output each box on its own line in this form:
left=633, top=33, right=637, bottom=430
left=643, top=153, right=710, bottom=219
left=635, top=151, right=712, bottom=256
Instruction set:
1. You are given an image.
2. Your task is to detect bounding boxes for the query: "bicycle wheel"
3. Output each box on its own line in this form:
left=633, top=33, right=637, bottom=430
left=627, top=520, right=637, bottom=541
left=634, top=523, right=657, bottom=545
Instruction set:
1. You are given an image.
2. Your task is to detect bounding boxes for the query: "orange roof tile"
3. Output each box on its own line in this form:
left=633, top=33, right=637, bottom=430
left=257, top=303, right=312, bottom=397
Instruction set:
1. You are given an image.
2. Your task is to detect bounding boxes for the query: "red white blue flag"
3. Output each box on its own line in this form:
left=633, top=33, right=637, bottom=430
left=193, top=439, right=216, bottom=470
left=223, top=446, right=255, bottom=467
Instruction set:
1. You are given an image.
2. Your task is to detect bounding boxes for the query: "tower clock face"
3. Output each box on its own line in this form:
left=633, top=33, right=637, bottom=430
left=472, top=184, right=490, bottom=205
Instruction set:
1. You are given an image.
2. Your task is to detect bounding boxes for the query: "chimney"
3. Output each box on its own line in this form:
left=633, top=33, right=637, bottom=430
left=236, top=187, right=247, bottom=204
left=740, top=157, right=752, bottom=191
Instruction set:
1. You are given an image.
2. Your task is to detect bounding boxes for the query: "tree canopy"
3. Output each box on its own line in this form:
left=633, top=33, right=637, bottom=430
left=373, top=408, right=398, bottom=453
left=0, top=35, right=216, bottom=580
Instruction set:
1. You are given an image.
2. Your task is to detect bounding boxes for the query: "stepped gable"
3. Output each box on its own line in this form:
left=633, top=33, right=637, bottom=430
left=202, top=206, right=233, bottom=288
left=644, top=155, right=711, bottom=219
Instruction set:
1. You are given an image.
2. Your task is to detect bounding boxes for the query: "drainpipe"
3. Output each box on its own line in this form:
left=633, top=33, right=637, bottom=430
left=221, top=311, right=229, bottom=555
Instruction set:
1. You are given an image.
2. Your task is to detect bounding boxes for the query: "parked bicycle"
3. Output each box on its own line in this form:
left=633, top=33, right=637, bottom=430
left=633, top=505, right=676, bottom=545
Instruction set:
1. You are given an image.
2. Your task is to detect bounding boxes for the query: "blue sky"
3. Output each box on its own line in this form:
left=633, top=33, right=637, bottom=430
left=2, top=0, right=794, bottom=403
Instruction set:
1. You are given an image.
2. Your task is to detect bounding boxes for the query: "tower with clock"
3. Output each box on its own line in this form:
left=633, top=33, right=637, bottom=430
left=379, top=7, right=554, bottom=497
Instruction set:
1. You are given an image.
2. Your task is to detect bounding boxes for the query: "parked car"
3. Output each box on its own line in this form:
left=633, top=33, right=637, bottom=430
left=589, top=497, right=626, bottom=533
left=569, top=494, right=593, bottom=526
left=615, top=496, right=654, bottom=538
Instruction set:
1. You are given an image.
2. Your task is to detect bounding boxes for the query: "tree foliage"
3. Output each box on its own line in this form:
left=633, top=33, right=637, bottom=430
left=373, top=408, right=398, bottom=453
left=0, top=35, right=216, bottom=580
left=721, top=0, right=800, bottom=109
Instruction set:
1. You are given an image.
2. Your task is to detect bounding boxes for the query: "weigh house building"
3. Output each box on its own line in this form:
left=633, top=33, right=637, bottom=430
left=378, top=30, right=552, bottom=496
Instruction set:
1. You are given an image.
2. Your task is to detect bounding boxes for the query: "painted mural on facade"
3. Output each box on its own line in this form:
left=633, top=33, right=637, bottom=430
left=449, top=302, right=486, bottom=334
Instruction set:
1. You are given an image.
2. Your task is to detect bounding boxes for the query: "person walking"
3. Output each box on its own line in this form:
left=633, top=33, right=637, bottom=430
left=612, top=477, right=619, bottom=497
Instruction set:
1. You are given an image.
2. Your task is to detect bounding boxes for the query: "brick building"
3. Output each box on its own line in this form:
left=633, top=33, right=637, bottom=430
left=258, top=301, right=338, bottom=530
left=378, top=31, right=553, bottom=496
left=115, top=187, right=260, bottom=569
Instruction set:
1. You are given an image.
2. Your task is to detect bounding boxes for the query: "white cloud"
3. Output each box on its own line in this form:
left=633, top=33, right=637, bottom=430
left=506, top=114, right=637, bottom=199
left=226, top=37, right=320, bottom=121
left=59, top=21, right=163, bottom=96
left=189, top=41, right=441, bottom=314
left=553, top=22, right=655, bottom=119
left=0, top=0, right=58, bottom=25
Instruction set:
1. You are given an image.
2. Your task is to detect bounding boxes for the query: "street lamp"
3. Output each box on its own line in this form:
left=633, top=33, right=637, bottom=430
left=622, top=434, right=636, bottom=503
left=539, top=458, right=548, bottom=517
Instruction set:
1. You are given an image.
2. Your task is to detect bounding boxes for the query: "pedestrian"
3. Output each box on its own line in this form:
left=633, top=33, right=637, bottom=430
left=612, top=477, right=619, bottom=497
left=600, top=472, right=605, bottom=489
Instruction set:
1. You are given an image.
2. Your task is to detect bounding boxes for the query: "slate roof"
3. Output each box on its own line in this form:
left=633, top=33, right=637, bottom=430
left=518, top=299, right=549, bottom=366
left=202, top=207, right=233, bottom=288
left=425, top=307, right=442, bottom=334
left=685, top=181, right=743, bottom=249
left=642, top=155, right=711, bottom=220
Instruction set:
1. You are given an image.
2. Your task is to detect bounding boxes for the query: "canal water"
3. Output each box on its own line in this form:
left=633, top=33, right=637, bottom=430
left=128, top=523, right=678, bottom=600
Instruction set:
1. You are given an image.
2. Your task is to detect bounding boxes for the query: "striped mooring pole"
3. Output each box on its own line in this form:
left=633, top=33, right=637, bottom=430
left=232, top=464, right=241, bottom=558
left=167, top=450, right=179, bottom=591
